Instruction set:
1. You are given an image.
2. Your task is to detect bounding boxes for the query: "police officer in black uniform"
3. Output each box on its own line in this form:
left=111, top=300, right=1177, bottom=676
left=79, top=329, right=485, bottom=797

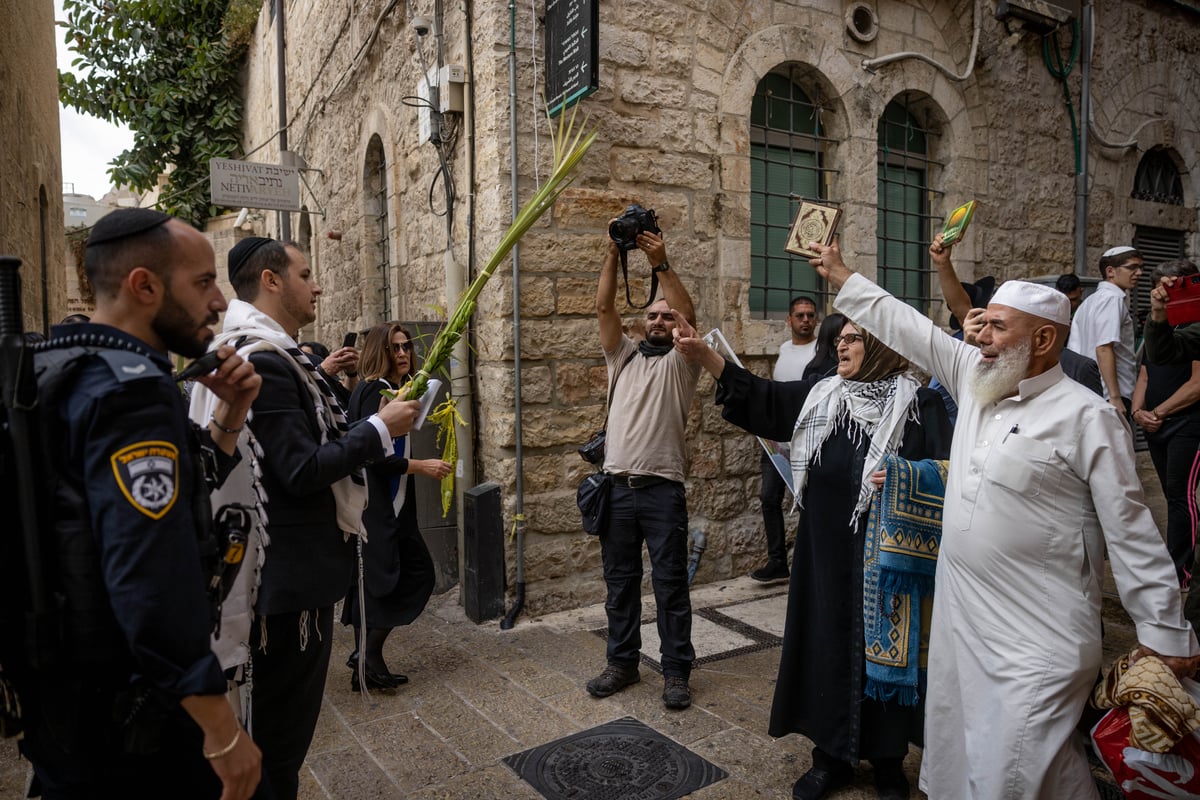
left=17, top=209, right=263, bottom=799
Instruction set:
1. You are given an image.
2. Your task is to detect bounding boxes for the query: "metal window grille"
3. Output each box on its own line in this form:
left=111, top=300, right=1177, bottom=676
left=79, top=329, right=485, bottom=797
left=1132, top=149, right=1184, bottom=206
left=1132, top=226, right=1187, bottom=333
left=877, top=98, right=942, bottom=313
left=749, top=68, right=839, bottom=317
left=366, top=136, right=391, bottom=320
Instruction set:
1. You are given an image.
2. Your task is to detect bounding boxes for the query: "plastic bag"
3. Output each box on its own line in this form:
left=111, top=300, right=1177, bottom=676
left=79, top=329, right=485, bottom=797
left=1091, top=678, right=1200, bottom=799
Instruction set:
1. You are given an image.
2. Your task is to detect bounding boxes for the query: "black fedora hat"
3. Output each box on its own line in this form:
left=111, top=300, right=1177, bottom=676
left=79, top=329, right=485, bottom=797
left=950, top=275, right=996, bottom=330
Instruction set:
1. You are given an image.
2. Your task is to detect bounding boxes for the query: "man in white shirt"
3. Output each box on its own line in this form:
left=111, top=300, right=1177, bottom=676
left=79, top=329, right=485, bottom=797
left=808, top=239, right=1199, bottom=800
left=1067, top=245, right=1144, bottom=413
left=752, top=296, right=818, bottom=583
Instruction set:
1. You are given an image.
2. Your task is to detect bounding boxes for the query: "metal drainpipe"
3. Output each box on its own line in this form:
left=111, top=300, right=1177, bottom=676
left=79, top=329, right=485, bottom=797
left=274, top=0, right=291, bottom=241
left=1076, top=1, right=1093, bottom=276
left=500, top=0, right=525, bottom=630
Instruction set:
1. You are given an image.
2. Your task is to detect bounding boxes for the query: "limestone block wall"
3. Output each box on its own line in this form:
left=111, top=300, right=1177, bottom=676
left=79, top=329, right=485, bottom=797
left=0, top=0, right=66, bottom=331
left=237, top=0, right=1200, bottom=617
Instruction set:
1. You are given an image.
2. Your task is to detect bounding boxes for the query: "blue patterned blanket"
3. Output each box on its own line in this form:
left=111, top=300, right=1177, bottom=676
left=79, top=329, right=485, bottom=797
left=863, top=455, right=948, bottom=706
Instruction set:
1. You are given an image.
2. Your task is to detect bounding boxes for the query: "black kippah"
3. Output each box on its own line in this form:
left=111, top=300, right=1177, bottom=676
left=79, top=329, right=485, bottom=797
left=86, top=208, right=171, bottom=247
left=227, top=236, right=276, bottom=282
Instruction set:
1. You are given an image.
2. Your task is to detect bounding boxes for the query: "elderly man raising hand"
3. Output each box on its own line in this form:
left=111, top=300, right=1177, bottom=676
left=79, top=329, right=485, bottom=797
left=808, top=239, right=1199, bottom=800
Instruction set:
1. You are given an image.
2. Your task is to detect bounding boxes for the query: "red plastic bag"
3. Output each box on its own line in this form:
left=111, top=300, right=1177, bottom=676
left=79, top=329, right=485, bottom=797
left=1091, top=681, right=1200, bottom=799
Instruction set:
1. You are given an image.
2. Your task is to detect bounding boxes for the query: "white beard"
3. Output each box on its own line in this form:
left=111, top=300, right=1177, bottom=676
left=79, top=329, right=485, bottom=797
left=968, top=340, right=1032, bottom=407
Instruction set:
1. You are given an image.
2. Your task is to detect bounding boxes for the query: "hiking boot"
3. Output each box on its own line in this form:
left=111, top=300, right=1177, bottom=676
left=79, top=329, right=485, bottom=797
left=751, top=561, right=789, bottom=583
left=662, top=675, right=692, bottom=710
left=586, top=663, right=640, bottom=698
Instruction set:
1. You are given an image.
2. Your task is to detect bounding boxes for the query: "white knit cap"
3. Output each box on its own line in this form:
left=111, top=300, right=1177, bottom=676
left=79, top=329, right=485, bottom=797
left=1102, top=245, right=1137, bottom=258
left=989, top=280, right=1071, bottom=325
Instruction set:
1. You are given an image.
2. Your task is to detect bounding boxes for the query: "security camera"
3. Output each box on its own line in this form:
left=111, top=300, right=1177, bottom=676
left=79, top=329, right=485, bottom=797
left=235, top=208, right=249, bottom=227
left=412, top=16, right=432, bottom=36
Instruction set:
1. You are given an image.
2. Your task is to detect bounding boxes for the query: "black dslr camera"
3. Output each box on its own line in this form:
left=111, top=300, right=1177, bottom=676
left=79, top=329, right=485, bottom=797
left=578, top=430, right=607, bottom=465
left=608, top=204, right=661, bottom=252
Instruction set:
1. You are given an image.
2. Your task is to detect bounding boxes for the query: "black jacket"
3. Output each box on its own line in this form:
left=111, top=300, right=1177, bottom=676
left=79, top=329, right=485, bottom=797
left=247, top=351, right=386, bottom=615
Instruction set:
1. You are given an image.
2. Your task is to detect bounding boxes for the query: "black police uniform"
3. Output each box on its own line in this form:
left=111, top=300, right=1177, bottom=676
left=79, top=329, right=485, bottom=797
left=18, top=323, right=238, bottom=799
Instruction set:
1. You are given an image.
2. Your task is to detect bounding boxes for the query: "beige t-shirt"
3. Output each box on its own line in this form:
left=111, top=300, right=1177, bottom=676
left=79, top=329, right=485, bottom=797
left=601, top=335, right=702, bottom=484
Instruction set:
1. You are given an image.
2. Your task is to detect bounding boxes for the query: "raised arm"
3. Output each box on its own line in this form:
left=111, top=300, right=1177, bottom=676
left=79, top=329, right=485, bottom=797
left=639, top=231, right=696, bottom=327
left=597, top=239, right=623, bottom=353
left=930, top=234, right=973, bottom=326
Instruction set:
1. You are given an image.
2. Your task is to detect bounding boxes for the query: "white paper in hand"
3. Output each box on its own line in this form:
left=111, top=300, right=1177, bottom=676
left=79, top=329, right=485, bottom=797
left=413, top=378, right=442, bottom=430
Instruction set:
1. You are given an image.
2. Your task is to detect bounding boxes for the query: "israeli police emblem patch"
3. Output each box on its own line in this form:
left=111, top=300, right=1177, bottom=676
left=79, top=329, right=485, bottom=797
left=110, top=441, right=179, bottom=519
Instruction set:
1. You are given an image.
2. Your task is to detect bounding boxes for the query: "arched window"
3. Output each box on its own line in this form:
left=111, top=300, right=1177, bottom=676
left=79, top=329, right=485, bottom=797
left=877, top=98, right=939, bottom=312
left=297, top=206, right=312, bottom=255
left=364, top=134, right=391, bottom=320
left=749, top=68, right=834, bottom=316
left=1132, top=148, right=1184, bottom=206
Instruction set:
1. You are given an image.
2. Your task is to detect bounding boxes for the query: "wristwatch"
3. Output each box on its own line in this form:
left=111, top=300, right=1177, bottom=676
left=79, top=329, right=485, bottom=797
left=652, top=261, right=671, bottom=273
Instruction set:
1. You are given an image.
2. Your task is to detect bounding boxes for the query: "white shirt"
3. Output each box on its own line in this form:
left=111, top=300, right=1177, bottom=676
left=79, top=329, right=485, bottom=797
left=836, top=273, right=1196, bottom=800
left=1067, top=280, right=1137, bottom=399
left=772, top=339, right=816, bottom=382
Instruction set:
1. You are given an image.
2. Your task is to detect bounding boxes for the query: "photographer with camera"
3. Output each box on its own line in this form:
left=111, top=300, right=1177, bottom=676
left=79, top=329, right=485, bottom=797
left=587, top=209, right=701, bottom=711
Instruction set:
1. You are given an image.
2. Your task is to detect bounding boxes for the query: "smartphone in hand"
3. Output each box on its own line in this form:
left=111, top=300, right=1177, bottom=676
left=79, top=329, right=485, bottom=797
left=1166, top=275, right=1200, bottom=326
left=342, top=332, right=358, bottom=349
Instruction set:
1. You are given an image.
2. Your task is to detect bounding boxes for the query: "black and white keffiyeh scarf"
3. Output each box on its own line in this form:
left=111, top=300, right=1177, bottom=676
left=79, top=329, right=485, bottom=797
left=788, top=369, right=921, bottom=529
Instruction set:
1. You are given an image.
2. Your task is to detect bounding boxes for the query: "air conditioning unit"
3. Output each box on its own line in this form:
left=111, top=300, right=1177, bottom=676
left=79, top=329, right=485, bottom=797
left=995, top=0, right=1078, bottom=33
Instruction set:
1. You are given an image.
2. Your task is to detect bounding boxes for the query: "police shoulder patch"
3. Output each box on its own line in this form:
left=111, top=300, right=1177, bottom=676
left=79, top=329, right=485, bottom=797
left=110, top=441, right=179, bottom=519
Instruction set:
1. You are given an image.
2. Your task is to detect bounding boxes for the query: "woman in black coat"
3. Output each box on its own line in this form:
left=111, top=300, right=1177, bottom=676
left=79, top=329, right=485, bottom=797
left=342, top=323, right=450, bottom=691
left=681, top=319, right=951, bottom=800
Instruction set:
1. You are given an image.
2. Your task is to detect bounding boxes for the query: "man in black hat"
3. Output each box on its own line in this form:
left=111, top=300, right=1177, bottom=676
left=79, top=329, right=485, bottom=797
left=16, top=208, right=263, bottom=799
left=212, top=236, right=421, bottom=799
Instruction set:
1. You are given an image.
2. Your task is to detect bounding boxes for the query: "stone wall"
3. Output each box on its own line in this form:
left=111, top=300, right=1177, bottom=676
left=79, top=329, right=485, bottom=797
left=0, top=0, right=66, bottom=331
left=238, top=0, right=1200, bottom=616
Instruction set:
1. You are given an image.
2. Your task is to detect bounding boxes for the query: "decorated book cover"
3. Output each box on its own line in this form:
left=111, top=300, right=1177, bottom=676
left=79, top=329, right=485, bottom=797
left=784, top=201, right=843, bottom=258
left=941, top=200, right=978, bottom=246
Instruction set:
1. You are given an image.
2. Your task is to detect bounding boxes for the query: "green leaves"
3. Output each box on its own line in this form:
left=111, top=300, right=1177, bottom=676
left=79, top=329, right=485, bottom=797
left=58, top=0, right=259, bottom=225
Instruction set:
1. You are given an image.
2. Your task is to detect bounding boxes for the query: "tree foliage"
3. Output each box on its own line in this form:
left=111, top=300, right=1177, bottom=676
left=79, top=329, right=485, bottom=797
left=59, top=0, right=261, bottom=226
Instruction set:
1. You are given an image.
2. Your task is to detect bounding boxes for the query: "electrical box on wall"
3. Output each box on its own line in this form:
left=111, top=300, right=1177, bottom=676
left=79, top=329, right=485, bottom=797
left=417, top=64, right=465, bottom=144
left=995, top=0, right=1079, bottom=33
left=439, top=64, right=465, bottom=114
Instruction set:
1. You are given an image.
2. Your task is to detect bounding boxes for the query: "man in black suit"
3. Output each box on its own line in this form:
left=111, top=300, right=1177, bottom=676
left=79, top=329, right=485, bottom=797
left=221, top=237, right=421, bottom=798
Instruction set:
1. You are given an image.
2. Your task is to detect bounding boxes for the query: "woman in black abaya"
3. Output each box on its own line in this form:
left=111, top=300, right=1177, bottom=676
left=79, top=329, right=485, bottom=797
left=682, top=319, right=950, bottom=800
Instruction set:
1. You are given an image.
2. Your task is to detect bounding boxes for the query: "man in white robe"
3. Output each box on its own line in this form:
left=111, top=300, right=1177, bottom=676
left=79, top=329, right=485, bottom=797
left=808, top=239, right=1199, bottom=800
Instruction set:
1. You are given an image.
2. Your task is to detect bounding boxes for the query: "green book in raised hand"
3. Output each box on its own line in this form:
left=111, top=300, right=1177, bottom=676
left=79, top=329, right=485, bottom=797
left=941, top=200, right=978, bottom=246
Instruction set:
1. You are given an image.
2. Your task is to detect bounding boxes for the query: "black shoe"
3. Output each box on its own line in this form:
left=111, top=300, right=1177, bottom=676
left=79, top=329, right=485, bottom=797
left=351, top=669, right=401, bottom=692
left=792, top=765, right=852, bottom=800
left=874, top=769, right=909, bottom=800
left=662, top=675, right=692, bottom=710
left=751, top=561, right=789, bottom=583
left=347, top=653, right=409, bottom=685
left=586, top=663, right=640, bottom=697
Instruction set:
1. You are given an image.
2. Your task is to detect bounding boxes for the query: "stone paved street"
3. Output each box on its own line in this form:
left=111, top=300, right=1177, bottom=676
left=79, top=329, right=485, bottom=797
left=0, top=452, right=1166, bottom=798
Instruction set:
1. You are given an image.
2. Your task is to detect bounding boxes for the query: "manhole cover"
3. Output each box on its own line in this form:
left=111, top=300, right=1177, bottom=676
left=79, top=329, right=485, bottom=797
left=502, top=716, right=727, bottom=800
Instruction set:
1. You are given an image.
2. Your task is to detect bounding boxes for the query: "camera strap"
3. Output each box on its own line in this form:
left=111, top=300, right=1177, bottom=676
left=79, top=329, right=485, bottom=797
left=619, top=249, right=659, bottom=310
left=602, top=351, right=638, bottom=426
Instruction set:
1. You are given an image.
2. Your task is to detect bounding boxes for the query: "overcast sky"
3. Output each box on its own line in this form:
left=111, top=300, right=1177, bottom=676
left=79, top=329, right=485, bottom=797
left=54, top=0, right=133, bottom=199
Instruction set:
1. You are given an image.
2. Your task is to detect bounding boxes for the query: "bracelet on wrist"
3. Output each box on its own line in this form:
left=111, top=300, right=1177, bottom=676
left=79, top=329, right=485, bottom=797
left=203, top=729, right=241, bottom=760
left=210, top=414, right=244, bottom=435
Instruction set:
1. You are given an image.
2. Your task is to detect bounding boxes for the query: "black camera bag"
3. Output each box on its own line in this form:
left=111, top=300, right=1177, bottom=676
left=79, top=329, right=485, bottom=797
left=575, top=351, right=637, bottom=533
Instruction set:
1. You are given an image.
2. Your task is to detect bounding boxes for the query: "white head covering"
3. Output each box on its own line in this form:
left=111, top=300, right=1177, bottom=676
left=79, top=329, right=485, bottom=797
left=1103, top=245, right=1137, bottom=259
left=990, top=280, right=1071, bottom=325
